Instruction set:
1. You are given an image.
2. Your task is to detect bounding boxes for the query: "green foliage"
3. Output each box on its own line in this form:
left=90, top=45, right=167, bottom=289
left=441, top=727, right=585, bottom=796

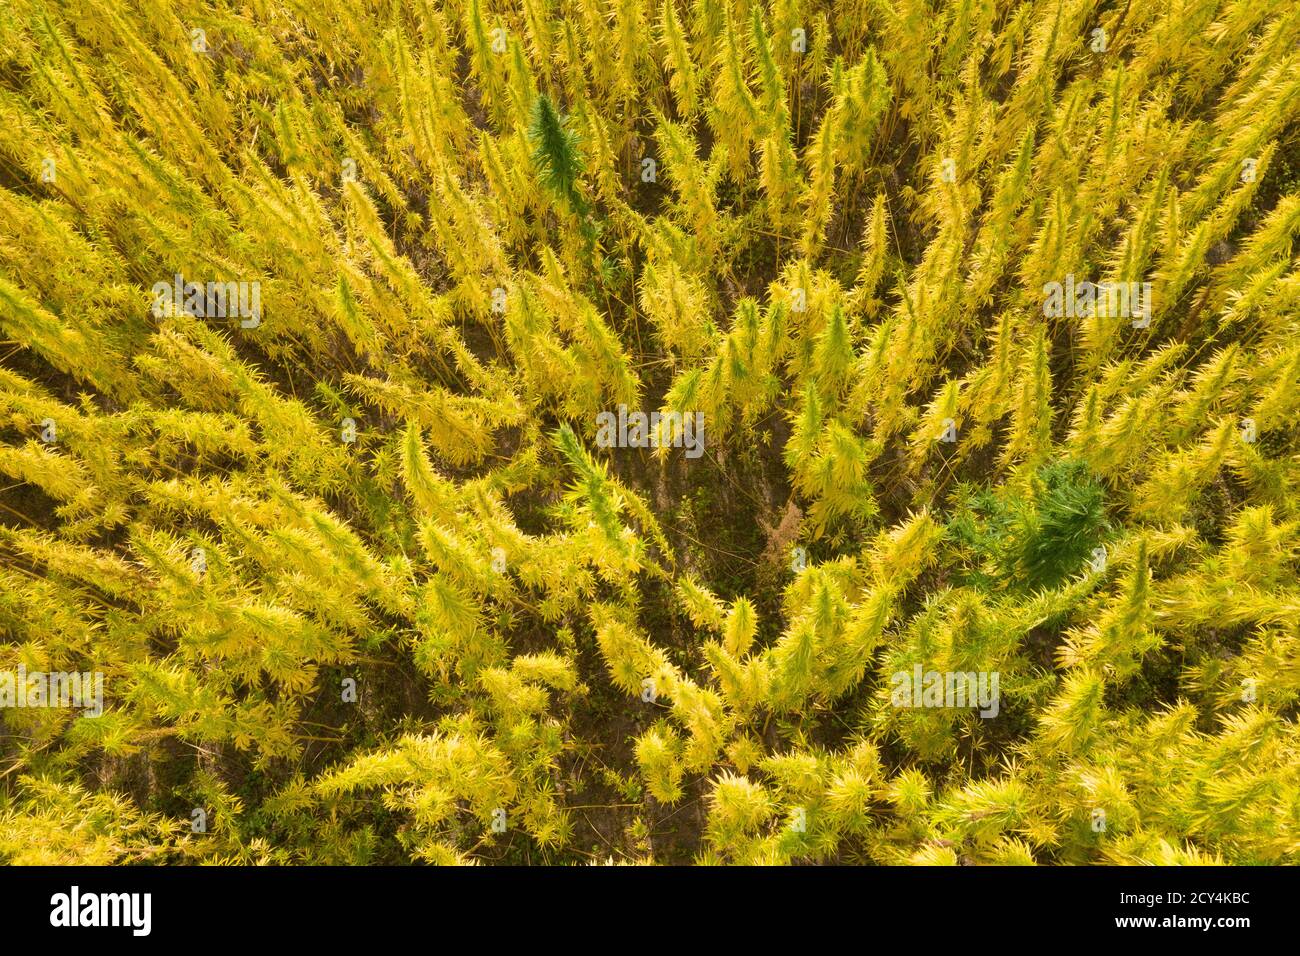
left=951, top=459, right=1111, bottom=591
left=528, top=93, right=586, bottom=215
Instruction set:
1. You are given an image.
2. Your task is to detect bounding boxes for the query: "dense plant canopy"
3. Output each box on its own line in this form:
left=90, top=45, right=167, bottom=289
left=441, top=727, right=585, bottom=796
left=0, top=0, right=1298, bottom=865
